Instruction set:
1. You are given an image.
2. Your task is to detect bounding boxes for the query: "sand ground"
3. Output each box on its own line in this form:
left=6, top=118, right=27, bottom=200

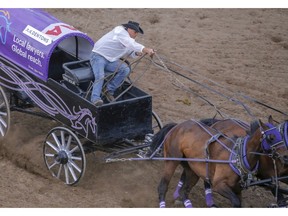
left=0, top=8, right=288, bottom=208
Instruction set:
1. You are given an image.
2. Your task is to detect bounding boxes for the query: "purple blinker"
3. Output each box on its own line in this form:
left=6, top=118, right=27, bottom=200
left=261, top=123, right=283, bottom=153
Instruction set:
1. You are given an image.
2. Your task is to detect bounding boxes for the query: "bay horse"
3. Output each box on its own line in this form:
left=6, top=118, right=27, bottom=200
left=150, top=118, right=283, bottom=207
left=200, top=117, right=288, bottom=207
left=206, top=117, right=288, bottom=179
left=172, top=117, right=288, bottom=207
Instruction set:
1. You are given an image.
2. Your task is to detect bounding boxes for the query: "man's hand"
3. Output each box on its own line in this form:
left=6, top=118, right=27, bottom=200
left=143, top=47, right=155, bottom=57
left=135, top=52, right=143, bottom=56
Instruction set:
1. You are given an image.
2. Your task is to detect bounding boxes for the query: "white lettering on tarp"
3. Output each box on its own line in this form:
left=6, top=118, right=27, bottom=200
left=27, top=54, right=42, bottom=67
left=26, top=42, right=45, bottom=58
left=11, top=34, right=45, bottom=68
left=13, top=34, right=26, bottom=47
left=11, top=44, right=27, bottom=58
left=23, top=25, right=52, bottom=46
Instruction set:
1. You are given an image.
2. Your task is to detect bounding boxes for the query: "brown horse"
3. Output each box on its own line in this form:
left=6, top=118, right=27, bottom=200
left=201, top=117, right=288, bottom=207
left=150, top=118, right=283, bottom=207
left=173, top=117, right=288, bottom=207
left=209, top=117, right=288, bottom=179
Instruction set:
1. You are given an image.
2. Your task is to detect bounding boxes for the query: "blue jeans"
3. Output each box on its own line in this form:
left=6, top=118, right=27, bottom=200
left=90, top=53, right=130, bottom=103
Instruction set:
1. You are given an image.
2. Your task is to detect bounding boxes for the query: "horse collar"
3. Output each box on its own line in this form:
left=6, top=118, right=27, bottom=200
left=229, top=136, right=259, bottom=187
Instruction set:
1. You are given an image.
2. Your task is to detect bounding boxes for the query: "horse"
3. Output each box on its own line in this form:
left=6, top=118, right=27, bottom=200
left=150, top=118, right=284, bottom=207
left=172, top=117, right=288, bottom=207
left=200, top=117, right=288, bottom=206
left=207, top=117, right=288, bottom=178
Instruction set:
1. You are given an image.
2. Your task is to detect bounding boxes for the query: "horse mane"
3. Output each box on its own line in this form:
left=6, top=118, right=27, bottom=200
left=248, top=120, right=260, bottom=136
left=200, top=118, right=221, bottom=126
left=149, top=122, right=177, bottom=155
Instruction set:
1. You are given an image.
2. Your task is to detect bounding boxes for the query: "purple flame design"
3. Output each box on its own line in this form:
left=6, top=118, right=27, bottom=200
left=0, top=56, right=97, bottom=136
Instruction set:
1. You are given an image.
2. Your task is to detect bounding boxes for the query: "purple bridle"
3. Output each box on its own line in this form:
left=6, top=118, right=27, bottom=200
left=230, top=122, right=284, bottom=178
left=261, top=123, right=284, bottom=153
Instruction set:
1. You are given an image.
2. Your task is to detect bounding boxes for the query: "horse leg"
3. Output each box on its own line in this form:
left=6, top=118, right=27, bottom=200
left=173, top=162, right=187, bottom=200
left=214, top=183, right=241, bottom=207
left=204, top=181, right=217, bottom=207
left=180, top=166, right=199, bottom=208
left=174, top=165, right=216, bottom=208
left=158, top=160, right=180, bottom=208
left=172, top=162, right=193, bottom=207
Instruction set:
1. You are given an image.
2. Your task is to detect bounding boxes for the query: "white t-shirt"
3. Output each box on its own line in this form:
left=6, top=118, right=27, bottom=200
left=92, top=26, right=145, bottom=62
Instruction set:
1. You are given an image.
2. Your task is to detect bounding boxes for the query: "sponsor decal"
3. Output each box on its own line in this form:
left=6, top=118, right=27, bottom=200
left=23, top=25, right=52, bottom=46
left=43, top=23, right=79, bottom=41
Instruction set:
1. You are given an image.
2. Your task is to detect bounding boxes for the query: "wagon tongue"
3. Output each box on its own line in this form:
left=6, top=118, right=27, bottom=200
left=54, top=151, right=68, bottom=164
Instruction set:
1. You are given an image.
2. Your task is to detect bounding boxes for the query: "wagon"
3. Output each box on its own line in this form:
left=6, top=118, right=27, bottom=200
left=0, top=8, right=163, bottom=185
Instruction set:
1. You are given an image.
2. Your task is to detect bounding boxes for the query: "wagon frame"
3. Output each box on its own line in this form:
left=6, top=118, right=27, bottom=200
left=0, top=8, right=163, bottom=185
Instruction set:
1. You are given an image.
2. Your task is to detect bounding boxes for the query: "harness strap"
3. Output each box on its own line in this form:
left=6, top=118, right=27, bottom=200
left=206, top=133, right=222, bottom=146
left=204, top=133, right=222, bottom=183
left=190, top=119, right=235, bottom=154
left=272, top=157, right=280, bottom=203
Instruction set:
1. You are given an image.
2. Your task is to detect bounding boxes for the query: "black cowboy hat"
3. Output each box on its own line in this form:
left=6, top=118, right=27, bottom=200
left=122, top=21, right=144, bottom=34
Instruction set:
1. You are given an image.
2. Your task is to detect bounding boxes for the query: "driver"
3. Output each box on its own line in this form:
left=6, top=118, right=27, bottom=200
left=89, top=21, right=155, bottom=106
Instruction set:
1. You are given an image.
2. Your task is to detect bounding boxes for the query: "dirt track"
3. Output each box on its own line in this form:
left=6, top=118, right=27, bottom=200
left=0, top=8, right=288, bottom=208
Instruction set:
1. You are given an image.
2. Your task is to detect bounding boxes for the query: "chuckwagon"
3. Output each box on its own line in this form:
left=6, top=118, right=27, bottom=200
left=2, top=9, right=288, bottom=208
left=0, top=8, right=162, bottom=185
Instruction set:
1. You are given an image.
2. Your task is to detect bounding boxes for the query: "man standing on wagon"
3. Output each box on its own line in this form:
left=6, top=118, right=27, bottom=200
left=90, top=21, right=155, bottom=106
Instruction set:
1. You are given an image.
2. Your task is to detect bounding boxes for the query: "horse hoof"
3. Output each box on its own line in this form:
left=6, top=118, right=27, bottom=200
left=159, top=201, right=166, bottom=208
left=174, top=199, right=183, bottom=207
left=184, top=199, right=193, bottom=208
left=268, top=203, right=279, bottom=208
left=210, top=204, right=218, bottom=208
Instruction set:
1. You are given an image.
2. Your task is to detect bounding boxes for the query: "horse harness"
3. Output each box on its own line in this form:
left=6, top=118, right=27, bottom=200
left=195, top=120, right=285, bottom=188
left=190, top=120, right=250, bottom=185
left=202, top=131, right=259, bottom=188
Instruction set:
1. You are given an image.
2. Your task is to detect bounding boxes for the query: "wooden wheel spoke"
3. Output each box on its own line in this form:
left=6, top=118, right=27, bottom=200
left=0, top=87, right=10, bottom=138
left=43, top=127, right=86, bottom=186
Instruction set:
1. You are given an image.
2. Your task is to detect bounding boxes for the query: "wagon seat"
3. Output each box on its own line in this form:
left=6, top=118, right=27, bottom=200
left=62, top=59, right=131, bottom=98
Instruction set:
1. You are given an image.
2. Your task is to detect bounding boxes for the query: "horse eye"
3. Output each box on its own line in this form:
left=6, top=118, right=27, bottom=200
left=266, top=134, right=275, bottom=143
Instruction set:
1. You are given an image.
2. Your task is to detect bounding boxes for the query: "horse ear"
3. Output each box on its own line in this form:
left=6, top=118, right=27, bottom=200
left=258, top=119, right=266, bottom=129
left=268, top=115, right=274, bottom=124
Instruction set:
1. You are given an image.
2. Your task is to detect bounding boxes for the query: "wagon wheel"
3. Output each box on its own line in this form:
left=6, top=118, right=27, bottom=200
left=43, top=127, right=86, bottom=186
left=152, top=110, right=163, bottom=133
left=0, top=86, right=10, bottom=138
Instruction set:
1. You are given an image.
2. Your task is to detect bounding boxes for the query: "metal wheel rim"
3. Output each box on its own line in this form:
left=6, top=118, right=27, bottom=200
left=0, top=86, right=10, bottom=138
left=152, top=110, right=163, bottom=133
left=43, top=127, right=86, bottom=186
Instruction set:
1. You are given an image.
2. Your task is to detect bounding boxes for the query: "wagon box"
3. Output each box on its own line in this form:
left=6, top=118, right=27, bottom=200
left=0, top=8, right=156, bottom=143
left=0, top=8, right=163, bottom=185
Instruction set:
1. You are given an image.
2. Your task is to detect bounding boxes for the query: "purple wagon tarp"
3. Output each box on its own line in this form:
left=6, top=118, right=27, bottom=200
left=0, top=8, right=94, bottom=81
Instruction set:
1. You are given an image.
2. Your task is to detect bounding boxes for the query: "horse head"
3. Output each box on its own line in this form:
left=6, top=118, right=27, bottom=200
left=252, top=118, right=288, bottom=166
left=256, top=118, right=288, bottom=186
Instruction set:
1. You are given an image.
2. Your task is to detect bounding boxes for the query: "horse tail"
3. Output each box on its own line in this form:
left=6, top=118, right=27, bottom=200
left=148, top=122, right=177, bottom=157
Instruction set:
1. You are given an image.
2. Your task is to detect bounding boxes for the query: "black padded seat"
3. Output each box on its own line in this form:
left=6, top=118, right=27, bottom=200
left=62, top=60, right=94, bottom=85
